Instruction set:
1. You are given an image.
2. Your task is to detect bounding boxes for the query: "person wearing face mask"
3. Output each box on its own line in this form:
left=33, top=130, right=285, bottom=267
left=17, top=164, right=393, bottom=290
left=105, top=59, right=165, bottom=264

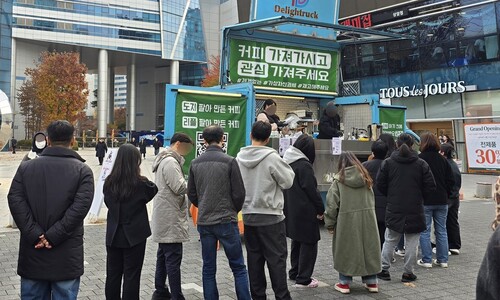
left=318, top=101, right=341, bottom=139
left=22, top=132, right=48, bottom=161
left=256, top=99, right=283, bottom=132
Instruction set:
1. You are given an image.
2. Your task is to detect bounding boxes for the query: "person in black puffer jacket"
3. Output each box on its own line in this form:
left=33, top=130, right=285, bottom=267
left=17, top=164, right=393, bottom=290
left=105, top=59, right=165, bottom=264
left=283, top=134, right=325, bottom=288
left=363, top=140, right=389, bottom=248
left=376, top=133, right=436, bottom=283
left=418, top=132, right=455, bottom=269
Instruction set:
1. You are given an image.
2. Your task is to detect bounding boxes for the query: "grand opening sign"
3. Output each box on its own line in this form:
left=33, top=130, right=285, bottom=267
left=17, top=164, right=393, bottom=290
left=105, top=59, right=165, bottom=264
left=465, top=124, right=500, bottom=170
left=229, top=39, right=338, bottom=93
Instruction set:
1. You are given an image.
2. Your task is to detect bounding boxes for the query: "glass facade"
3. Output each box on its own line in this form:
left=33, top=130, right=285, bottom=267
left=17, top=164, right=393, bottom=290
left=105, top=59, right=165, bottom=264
left=160, top=0, right=207, bottom=62
left=340, top=2, right=500, bottom=120
left=14, top=0, right=161, bottom=23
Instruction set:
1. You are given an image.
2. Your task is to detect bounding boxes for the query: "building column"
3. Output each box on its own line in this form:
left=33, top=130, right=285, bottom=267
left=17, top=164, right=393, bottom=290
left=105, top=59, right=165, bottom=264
left=170, top=60, right=179, bottom=85
left=127, top=55, right=136, bottom=131
left=98, top=49, right=109, bottom=139
left=10, top=38, right=16, bottom=138
left=108, top=68, right=115, bottom=124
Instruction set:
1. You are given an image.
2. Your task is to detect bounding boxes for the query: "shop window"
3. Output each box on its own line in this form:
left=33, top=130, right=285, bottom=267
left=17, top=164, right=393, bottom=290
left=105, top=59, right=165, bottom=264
left=388, top=49, right=420, bottom=74
left=425, top=93, right=463, bottom=119
left=341, top=58, right=359, bottom=80
left=359, top=54, right=388, bottom=77
left=463, top=90, right=500, bottom=118
left=391, top=97, right=425, bottom=119
left=385, top=22, right=418, bottom=50
left=459, top=61, right=500, bottom=90
left=420, top=42, right=458, bottom=69
left=456, top=4, right=496, bottom=39
left=418, top=15, right=455, bottom=46
left=458, top=35, right=499, bottom=65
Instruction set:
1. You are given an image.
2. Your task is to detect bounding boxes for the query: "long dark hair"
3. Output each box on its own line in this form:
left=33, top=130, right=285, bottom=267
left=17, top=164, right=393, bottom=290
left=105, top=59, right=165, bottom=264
left=396, top=133, right=414, bottom=157
left=104, top=144, right=145, bottom=201
left=337, top=151, right=373, bottom=189
left=379, top=133, right=396, bottom=158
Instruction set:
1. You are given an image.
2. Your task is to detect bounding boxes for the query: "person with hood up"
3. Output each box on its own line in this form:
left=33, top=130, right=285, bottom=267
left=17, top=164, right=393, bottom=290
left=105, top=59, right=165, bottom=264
left=317, top=101, right=341, bottom=139
left=325, top=152, right=381, bottom=294
left=22, top=132, right=48, bottom=161
left=96, top=138, right=108, bottom=165
left=150, top=133, right=194, bottom=300
left=376, top=133, right=436, bottom=283
left=236, top=121, right=295, bottom=300
left=283, top=134, right=324, bottom=289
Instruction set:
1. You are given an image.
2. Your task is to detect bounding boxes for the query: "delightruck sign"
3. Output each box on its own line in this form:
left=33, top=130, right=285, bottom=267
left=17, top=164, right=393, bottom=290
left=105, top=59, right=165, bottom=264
left=229, top=39, right=338, bottom=93
left=465, top=124, right=500, bottom=170
left=250, top=0, right=340, bottom=38
left=251, top=0, right=339, bottom=23
left=174, top=93, right=247, bottom=173
left=379, top=107, right=405, bottom=138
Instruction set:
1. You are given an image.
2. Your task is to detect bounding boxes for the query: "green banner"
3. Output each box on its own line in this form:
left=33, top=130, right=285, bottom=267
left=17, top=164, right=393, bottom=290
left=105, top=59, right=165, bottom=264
left=175, top=93, right=247, bottom=174
left=229, top=39, right=338, bottom=93
left=379, top=108, right=405, bottom=138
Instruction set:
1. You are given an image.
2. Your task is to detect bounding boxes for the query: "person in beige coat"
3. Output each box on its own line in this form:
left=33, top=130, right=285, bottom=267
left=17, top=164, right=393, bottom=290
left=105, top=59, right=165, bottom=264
left=151, top=133, right=194, bottom=300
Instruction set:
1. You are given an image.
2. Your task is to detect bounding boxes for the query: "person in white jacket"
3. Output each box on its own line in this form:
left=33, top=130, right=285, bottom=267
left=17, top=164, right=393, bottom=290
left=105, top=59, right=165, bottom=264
left=236, top=121, right=295, bottom=300
left=151, top=133, right=193, bottom=300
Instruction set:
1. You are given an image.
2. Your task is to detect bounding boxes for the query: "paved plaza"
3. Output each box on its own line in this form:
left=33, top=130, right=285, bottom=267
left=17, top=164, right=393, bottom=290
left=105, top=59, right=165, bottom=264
left=0, top=148, right=497, bottom=299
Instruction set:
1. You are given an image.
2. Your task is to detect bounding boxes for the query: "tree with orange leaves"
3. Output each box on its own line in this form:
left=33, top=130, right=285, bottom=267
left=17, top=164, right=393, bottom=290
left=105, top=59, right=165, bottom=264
left=18, top=51, right=89, bottom=136
left=201, top=55, right=220, bottom=87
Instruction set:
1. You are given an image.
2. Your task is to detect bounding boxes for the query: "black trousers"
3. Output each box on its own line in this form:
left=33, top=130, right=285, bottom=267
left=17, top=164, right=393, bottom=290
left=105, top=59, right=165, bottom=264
left=105, top=241, right=147, bottom=300
left=289, top=240, right=318, bottom=285
left=154, top=243, right=185, bottom=300
left=377, top=221, right=386, bottom=250
left=447, top=198, right=461, bottom=250
left=98, top=156, right=104, bottom=165
left=244, top=221, right=291, bottom=300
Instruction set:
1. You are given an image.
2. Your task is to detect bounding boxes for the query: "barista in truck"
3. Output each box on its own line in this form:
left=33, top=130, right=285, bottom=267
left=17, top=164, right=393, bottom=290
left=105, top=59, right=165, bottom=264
left=317, top=101, right=341, bottom=139
left=257, top=99, right=285, bottom=132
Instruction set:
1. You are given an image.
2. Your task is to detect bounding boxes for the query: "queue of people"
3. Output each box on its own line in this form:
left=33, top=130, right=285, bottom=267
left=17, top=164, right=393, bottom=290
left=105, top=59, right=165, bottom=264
left=8, top=117, right=470, bottom=299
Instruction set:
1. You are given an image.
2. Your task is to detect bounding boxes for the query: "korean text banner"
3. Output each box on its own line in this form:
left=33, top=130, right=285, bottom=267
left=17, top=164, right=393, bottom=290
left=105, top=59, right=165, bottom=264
left=379, top=108, right=405, bottom=138
left=229, top=39, right=338, bottom=93
left=175, top=93, right=247, bottom=174
left=465, top=123, right=500, bottom=170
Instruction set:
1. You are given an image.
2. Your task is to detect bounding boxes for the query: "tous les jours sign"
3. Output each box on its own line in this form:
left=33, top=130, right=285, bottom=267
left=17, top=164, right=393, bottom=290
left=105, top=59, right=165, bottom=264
left=379, top=81, right=466, bottom=99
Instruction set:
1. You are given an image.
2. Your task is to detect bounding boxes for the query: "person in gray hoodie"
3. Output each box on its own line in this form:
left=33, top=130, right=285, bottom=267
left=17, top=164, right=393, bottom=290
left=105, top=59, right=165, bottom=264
left=151, top=133, right=193, bottom=300
left=236, top=121, right=295, bottom=300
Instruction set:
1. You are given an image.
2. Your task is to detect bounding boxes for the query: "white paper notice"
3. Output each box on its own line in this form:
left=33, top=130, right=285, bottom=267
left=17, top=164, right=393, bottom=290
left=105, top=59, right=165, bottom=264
left=279, top=138, right=291, bottom=157
left=331, top=137, right=342, bottom=155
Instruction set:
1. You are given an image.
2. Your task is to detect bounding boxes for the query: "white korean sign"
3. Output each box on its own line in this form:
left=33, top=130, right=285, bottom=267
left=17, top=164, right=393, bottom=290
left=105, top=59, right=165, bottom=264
left=465, top=124, right=500, bottom=170
left=89, top=148, right=118, bottom=218
left=331, top=137, right=342, bottom=155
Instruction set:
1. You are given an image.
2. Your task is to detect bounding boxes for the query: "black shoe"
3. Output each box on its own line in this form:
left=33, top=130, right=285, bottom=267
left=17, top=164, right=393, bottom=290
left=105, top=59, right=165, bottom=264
left=377, top=270, right=391, bottom=281
left=151, top=290, right=171, bottom=300
left=401, top=273, right=417, bottom=282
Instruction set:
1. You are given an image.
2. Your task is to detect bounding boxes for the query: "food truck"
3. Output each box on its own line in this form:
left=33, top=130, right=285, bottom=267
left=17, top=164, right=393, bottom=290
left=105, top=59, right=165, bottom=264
left=164, top=14, right=417, bottom=202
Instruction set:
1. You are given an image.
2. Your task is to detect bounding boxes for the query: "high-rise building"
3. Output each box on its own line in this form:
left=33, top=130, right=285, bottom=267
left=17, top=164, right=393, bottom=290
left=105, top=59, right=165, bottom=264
left=5, top=0, right=240, bottom=139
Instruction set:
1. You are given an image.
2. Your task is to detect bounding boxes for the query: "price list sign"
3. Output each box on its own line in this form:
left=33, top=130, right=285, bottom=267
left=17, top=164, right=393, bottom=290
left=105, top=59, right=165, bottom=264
left=465, top=124, right=500, bottom=170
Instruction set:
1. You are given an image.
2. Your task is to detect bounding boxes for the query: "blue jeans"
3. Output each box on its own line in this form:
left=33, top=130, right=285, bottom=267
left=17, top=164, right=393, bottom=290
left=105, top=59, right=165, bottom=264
left=198, top=222, right=251, bottom=300
left=420, top=205, right=449, bottom=263
left=339, top=273, right=377, bottom=285
left=21, top=277, right=80, bottom=300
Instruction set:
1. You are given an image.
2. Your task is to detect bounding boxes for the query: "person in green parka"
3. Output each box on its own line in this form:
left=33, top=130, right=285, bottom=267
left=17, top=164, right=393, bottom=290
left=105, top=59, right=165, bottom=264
left=325, top=151, right=382, bottom=295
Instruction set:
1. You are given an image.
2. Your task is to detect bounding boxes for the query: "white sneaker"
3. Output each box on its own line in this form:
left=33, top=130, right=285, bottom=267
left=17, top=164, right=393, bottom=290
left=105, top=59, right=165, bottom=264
left=293, top=278, right=319, bottom=288
left=394, top=249, right=405, bottom=257
left=432, top=248, right=451, bottom=256
left=433, top=259, right=448, bottom=268
left=450, top=249, right=460, bottom=255
left=417, top=259, right=432, bottom=268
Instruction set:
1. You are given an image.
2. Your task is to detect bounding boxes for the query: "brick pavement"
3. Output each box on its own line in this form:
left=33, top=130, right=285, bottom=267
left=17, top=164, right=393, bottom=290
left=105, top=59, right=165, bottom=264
left=0, top=149, right=497, bottom=299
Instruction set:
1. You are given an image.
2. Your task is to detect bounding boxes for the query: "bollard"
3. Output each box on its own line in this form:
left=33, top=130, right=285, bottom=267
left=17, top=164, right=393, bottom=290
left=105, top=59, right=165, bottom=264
left=475, top=182, right=493, bottom=199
